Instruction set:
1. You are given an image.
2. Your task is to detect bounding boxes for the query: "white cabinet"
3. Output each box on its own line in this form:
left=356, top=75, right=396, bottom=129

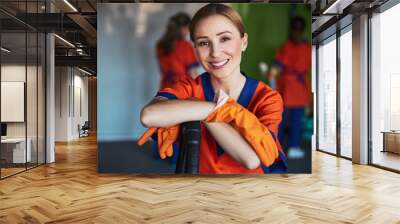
left=1, top=138, right=32, bottom=163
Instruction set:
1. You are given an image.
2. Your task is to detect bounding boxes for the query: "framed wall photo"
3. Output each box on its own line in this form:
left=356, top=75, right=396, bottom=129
left=98, top=3, right=312, bottom=174
left=1, top=81, right=25, bottom=122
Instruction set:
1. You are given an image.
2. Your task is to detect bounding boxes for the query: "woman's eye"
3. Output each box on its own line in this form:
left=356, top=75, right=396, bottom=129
left=198, top=41, right=208, bottom=47
left=221, top=37, right=231, bottom=42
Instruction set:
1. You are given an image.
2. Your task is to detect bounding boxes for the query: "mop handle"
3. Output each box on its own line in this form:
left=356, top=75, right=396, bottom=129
left=175, top=121, right=201, bottom=174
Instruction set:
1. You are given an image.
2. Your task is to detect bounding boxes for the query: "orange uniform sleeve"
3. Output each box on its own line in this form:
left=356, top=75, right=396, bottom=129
left=140, top=74, right=196, bottom=159
left=204, top=98, right=280, bottom=167
left=156, top=76, right=195, bottom=100
left=252, top=86, right=287, bottom=168
left=254, top=87, right=283, bottom=136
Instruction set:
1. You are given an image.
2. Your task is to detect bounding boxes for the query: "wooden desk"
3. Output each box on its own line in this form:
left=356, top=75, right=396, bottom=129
left=1, top=138, right=31, bottom=163
left=382, top=131, right=400, bottom=154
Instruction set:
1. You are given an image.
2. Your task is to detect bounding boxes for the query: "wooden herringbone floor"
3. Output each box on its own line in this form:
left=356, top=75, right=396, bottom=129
left=1, top=135, right=400, bottom=224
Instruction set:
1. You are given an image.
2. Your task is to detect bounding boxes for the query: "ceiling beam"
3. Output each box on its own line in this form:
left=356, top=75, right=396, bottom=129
left=67, top=13, right=97, bottom=39
left=55, top=55, right=96, bottom=70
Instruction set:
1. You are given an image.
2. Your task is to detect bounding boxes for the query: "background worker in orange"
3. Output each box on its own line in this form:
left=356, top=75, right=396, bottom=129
left=156, top=12, right=199, bottom=88
left=140, top=4, right=287, bottom=174
left=268, top=16, right=312, bottom=159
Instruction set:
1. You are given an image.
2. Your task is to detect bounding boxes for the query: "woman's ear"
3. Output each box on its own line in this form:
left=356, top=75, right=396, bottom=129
left=242, top=33, right=248, bottom=52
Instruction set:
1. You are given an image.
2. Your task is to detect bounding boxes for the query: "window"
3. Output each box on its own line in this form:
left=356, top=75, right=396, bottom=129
left=370, top=3, right=400, bottom=171
left=339, top=28, right=352, bottom=158
left=317, top=35, right=337, bottom=154
left=0, top=1, right=46, bottom=179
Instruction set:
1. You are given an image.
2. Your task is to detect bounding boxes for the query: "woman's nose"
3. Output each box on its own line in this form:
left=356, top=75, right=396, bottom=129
left=210, top=42, right=221, bottom=58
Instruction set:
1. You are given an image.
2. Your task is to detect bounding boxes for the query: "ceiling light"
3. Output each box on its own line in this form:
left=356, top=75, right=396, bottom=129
left=63, top=0, right=78, bottom=12
left=1, top=47, right=11, bottom=53
left=54, top=34, right=75, bottom=48
left=323, top=0, right=342, bottom=14
left=78, top=67, right=92, bottom=76
left=322, top=0, right=355, bottom=15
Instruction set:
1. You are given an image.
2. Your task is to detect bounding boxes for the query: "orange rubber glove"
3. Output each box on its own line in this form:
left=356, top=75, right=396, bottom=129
left=204, top=91, right=279, bottom=167
left=137, top=125, right=180, bottom=159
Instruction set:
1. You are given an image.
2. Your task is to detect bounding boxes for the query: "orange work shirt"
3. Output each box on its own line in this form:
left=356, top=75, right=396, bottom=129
left=156, top=73, right=287, bottom=174
left=274, top=40, right=312, bottom=107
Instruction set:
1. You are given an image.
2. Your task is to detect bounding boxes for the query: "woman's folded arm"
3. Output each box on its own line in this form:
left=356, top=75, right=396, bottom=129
left=140, top=97, right=216, bottom=128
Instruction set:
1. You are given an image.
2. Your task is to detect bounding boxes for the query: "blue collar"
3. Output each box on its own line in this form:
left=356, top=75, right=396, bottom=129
left=201, top=72, right=259, bottom=108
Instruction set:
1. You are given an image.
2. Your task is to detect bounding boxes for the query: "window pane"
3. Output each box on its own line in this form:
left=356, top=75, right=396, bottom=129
left=27, top=31, right=38, bottom=169
left=38, top=32, right=46, bottom=165
left=318, top=37, right=337, bottom=154
left=339, top=29, right=352, bottom=158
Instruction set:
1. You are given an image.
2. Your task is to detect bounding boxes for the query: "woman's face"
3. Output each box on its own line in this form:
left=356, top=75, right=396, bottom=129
left=193, top=15, right=247, bottom=79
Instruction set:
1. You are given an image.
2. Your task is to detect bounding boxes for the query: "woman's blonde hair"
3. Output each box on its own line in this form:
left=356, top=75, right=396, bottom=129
left=189, top=3, right=245, bottom=42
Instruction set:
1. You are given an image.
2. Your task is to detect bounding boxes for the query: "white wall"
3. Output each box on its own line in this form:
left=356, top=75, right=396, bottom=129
left=55, top=67, right=89, bottom=141
left=55, top=67, right=69, bottom=141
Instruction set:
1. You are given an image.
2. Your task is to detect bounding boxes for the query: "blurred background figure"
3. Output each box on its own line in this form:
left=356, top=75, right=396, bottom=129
left=156, top=12, right=199, bottom=88
left=268, top=16, right=312, bottom=159
left=154, top=12, right=200, bottom=163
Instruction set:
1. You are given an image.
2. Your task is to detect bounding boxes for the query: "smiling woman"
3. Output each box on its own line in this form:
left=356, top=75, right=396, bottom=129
left=138, top=3, right=287, bottom=174
left=192, top=14, right=247, bottom=84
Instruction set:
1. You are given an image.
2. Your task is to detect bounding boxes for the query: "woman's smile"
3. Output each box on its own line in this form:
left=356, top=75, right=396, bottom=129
left=209, top=58, right=230, bottom=69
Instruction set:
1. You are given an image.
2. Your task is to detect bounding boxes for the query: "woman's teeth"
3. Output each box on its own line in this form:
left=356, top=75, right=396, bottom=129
left=211, top=59, right=229, bottom=68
